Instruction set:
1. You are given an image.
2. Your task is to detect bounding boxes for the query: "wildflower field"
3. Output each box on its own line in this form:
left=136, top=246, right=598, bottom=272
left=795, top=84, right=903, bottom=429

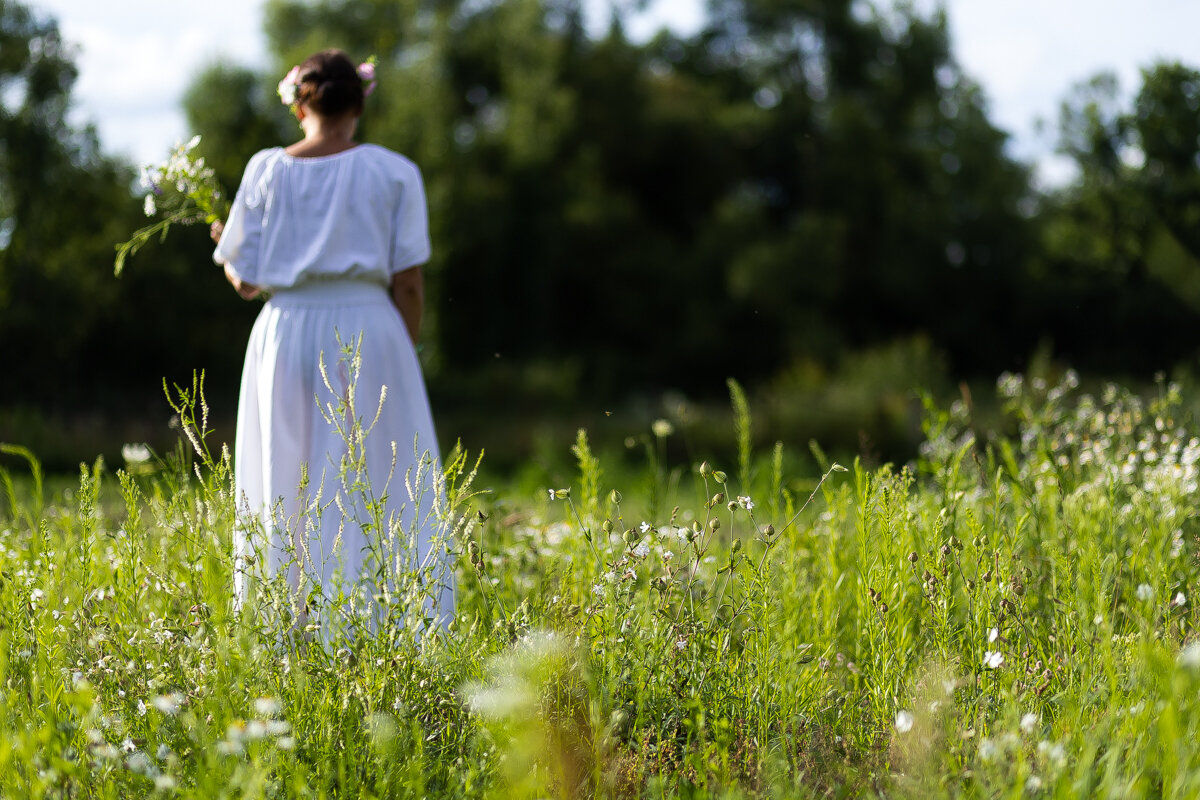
left=3, top=372, right=1200, bottom=798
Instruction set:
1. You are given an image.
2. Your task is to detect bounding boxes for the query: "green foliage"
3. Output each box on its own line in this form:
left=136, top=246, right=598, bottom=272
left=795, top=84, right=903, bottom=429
left=3, top=373, right=1200, bottom=795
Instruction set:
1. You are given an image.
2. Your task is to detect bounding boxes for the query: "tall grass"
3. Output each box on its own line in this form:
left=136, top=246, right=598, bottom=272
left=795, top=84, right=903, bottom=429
left=0, top=369, right=1198, bottom=797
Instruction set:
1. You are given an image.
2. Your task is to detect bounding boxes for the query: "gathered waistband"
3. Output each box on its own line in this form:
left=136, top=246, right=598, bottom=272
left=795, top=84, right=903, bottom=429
left=268, top=280, right=390, bottom=307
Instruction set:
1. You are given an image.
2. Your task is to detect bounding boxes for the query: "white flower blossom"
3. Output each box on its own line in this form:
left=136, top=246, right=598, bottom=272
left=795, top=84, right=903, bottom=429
left=1136, top=583, right=1153, bottom=602
left=254, top=697, right=281, bottom=717
left=633, top=541, right=650, bottom=558
left=983, top=650, right=1004, bottom=669
left=1020, top=712, right=1039, bottom=734
left=894, top=710, right=914, bottom=733
left=151, top=693, right=182, bottom=715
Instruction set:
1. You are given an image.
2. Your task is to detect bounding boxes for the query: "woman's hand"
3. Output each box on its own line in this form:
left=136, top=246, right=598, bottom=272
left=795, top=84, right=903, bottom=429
left=210, top=220, right=224, bottom=243
left=224, top=263, right=261, bottom=301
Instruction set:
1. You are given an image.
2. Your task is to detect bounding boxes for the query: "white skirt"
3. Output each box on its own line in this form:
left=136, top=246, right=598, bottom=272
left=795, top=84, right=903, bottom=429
left=232, top=280, right=454, bottom=628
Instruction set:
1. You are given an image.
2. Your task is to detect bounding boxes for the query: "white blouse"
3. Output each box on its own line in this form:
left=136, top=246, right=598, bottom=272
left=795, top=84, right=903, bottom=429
left=213, top=144, right=431, bottom=289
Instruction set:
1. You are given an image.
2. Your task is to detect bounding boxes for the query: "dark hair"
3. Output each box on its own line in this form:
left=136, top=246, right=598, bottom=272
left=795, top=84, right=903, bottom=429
left=296, top=49, right=364, bottom=117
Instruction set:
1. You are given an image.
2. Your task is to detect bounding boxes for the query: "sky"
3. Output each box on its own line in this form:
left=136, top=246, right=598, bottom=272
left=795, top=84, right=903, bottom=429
left=26, top=0, right=1200, bottom=187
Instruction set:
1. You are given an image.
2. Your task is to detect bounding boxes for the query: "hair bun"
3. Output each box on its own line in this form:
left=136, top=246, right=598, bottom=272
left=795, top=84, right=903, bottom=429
left=295, top=49, right=365, bottom=117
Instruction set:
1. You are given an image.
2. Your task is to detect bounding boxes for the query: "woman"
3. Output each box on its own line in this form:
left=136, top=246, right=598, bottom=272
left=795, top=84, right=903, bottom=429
left=212, top=49, right=453, bottom=632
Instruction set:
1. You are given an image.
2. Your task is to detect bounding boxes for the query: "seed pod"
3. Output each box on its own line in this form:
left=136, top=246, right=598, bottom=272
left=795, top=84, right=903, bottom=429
left=731, top=538, right=742, bottom=554
left=712, top=492, right=725, bottom=505
left=609, top=489, right=622, bottom=504
left=602, top=519, right=614, bottom=534
left=713, top=470, right=728, bottom=483
left=908, top=551, right=919, bottom=564
left=623, top=529, right=639, bottom=546
left=764, top=524, right=776, bottom=538
left=709, top=518, right=721, bottom=532
left=699, top=461, right=712, bottom=477
left=727, top=501, right=738, bottom=511
left=880, top=603, right=888, bottom=613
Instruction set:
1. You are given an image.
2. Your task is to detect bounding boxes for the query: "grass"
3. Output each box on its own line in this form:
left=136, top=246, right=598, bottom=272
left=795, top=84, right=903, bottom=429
left=1, top=369, right=1199, bottom=798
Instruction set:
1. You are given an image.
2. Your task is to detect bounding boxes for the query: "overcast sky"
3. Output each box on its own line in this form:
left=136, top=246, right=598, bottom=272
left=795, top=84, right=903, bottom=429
left=26, top=0, right=1200, bottom=187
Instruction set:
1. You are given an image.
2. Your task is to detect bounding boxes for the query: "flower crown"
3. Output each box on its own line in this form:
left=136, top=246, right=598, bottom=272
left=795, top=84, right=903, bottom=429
left=277, top=57, right=377, bottom=107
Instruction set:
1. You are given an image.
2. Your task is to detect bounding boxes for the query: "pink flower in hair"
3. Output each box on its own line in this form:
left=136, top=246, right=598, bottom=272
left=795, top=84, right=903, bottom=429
left=277, top=66, right=301, bottom=106
left=358, top=60, right=377, bottom=97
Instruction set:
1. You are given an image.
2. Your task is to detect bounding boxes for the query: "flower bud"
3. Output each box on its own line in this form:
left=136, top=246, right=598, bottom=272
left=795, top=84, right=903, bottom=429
left=713, top=470, right=728, bottom=483
left=709, top=518, right=721, bottom=532
left=602, top=519, right=614, bottom=534
left=763, top=524, right=776, bottom=538
left=699, top=461, right=712, bottom=477
left=712, top=492, right=725, bottom=505
left=731, top=538, right=742, bottom=553
left=609, top=489, right=622, bottom=504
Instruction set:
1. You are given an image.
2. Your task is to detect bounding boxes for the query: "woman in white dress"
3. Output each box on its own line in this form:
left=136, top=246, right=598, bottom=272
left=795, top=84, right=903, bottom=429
left=211, top=49, right=453, bottom=632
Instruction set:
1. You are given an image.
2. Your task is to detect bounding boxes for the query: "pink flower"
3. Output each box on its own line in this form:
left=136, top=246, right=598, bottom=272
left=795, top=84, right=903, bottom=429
left=277, top=66, right=301, bottom=106
left=358, top=61, right=377, bottom=97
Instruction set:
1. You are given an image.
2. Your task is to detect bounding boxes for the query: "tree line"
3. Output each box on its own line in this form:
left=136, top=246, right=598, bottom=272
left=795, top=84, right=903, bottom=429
left=3, top=0, right=1200, bottom=434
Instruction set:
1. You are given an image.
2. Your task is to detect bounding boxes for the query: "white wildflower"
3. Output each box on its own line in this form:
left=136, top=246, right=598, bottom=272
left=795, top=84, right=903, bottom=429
left=1179, top=641, right=1200, bottom=668
left=988, top=627, right=999, bottom=643
left=143, top=195, right=156, bottom=217
left=894, top=710, right=914, bottom=733
left=983, top=650, right=1004, bottom=669
left=151, top=693, right=182, bottom=715
left=1173, top=591, right=1187, bottom=608
left=633, top=541, right=650, bottom=559
left=254, top=697, right=281, bottom=717
left=1038, top=739, right=1066, bottom=767
left=737, top=495, right=754, bottom=510
left=136, top=699, right=147, bottom=717
left=640, top=521, right=651, bottom=534
left=1136, top=583, right=1153, bottom=602
left=675, top=637, right=686, bottom=650
left=1020, top=712, right=1039, bottom=734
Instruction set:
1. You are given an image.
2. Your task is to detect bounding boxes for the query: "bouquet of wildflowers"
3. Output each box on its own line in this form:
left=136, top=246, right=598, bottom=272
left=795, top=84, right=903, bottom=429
left=114, top=135, right=228, bottom=276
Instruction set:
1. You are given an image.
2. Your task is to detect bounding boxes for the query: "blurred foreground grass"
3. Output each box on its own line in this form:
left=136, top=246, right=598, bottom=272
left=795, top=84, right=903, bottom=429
left=1, top=371, right=1200, bottom=797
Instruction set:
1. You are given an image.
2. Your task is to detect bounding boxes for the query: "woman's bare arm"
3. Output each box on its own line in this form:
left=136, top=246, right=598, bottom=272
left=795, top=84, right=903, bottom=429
left=211, top=220, right=261, bottom=300
left=391, top=266, right=424, bottom=342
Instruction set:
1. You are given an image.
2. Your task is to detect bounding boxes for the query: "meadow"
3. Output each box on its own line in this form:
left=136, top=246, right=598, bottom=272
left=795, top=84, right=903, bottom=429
left=1, top=370, right=1199, bottom=798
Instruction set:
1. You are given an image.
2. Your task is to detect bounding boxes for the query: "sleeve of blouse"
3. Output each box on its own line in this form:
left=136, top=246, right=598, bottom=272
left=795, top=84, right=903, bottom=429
left=212, top=151, right=270, bottom=282
left=389, top=162, right=432, bottom=273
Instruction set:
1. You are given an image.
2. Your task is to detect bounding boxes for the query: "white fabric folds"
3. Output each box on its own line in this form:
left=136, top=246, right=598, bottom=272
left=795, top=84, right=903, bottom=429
left=231, top=280, right=454, bottom=629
